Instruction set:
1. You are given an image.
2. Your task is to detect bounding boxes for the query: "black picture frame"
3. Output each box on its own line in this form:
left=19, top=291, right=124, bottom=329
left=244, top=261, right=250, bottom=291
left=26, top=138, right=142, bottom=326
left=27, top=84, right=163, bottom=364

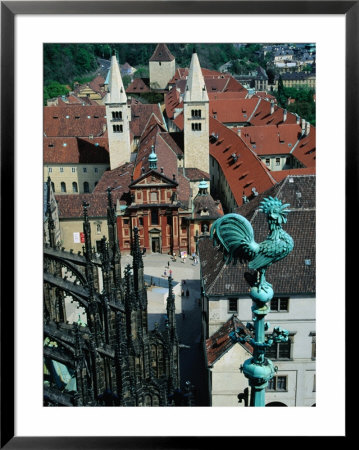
left=1, top=1, right=352, bottom=447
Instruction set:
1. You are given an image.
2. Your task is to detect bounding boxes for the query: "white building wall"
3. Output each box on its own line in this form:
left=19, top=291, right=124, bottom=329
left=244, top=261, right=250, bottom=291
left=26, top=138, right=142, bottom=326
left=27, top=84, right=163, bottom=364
left=210, top=344, right=250, bottom=407
left=207, top=294, right=316, bottom=406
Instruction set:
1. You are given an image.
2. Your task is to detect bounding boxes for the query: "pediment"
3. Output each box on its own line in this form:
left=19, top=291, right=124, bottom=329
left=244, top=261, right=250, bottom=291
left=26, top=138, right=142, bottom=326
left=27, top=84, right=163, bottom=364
left=130, top=170, right=177, bottom=188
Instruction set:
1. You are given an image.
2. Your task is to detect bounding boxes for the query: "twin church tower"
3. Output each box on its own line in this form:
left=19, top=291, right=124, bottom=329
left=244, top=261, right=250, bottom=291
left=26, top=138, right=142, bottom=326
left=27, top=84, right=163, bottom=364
left=105, top=44, right=210, bottom=174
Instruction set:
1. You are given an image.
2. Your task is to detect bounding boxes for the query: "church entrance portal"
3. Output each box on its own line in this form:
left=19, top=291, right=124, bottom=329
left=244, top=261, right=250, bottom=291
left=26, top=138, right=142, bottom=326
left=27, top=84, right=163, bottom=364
left=151, top=236, right=161, bottom=253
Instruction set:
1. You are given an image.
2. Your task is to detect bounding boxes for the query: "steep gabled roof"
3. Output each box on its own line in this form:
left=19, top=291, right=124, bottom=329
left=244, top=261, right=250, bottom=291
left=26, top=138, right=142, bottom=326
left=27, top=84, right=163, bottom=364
left=206, top=315, right=253, bottom=366
left=126, top=77, right=151, bottom=94
left=93, top=162, right=134, bottom=196
left=149, top=44, right=175, bottom=62
left=199, top=175, right=316, bottom=297
left=130, top=100, right=164, bottom=138
left=209, top=117, right=276, bottom=205
left=291, top=125, right=316, bottom=168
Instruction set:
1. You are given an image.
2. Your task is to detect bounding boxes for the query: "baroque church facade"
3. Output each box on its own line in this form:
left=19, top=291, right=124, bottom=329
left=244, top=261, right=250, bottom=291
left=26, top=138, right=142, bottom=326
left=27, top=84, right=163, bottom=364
left=43, top=185, right=180, bottom=406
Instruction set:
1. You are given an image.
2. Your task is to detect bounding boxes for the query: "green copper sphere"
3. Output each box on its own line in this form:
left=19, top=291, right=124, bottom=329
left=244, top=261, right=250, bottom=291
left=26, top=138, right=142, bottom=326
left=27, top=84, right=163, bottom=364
left=250, top=284, right=274, bottom=303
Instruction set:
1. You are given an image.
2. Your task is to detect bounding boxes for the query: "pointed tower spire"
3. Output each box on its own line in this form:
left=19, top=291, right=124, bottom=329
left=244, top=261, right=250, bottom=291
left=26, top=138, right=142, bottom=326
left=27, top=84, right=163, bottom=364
left=105, top=54, right=132, bottom=169
left=105, top=53, right=127, bottom=104
left=184, top=51, right=209, bottom=103
left=183, top=50, right=210, bottom=174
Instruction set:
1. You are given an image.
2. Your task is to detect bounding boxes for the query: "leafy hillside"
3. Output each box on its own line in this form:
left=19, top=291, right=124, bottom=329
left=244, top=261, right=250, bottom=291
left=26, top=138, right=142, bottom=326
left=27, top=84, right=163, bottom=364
left=43, top=43, right=259, bottom=87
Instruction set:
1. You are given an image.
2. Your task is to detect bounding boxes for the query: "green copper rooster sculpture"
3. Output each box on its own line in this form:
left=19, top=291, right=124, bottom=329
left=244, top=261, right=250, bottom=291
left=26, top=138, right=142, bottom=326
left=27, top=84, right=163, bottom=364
left=210, top=197, right=294, bottom=406
left=210, top=197, right=294, bottom=302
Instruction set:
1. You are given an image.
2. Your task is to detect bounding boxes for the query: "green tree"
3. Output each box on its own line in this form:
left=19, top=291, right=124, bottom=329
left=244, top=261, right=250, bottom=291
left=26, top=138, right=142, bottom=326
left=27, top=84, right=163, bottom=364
left=44, top=81, right=70, bottom=105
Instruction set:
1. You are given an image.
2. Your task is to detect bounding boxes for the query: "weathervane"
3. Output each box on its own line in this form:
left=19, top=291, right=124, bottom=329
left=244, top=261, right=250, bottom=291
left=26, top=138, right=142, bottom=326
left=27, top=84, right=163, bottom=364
left=210, top=196, right=294, bottom=406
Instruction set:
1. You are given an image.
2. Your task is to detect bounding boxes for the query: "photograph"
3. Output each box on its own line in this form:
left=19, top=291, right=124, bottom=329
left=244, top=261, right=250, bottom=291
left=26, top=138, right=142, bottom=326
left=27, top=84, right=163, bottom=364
left=2, top=2, right=351, bottom=445
left=43, top=42, right=316, bottom=408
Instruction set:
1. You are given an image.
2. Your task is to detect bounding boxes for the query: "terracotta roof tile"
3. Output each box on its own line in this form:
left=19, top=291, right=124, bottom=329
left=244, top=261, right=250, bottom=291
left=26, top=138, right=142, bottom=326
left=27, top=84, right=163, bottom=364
left=184, top=168, right=210, bottom=181
left=291, top=125, right=316, bottom=168
left=130, top=100, right=164, bottom=138
left=209, top=117, right=276, bottom=205
left=126, top=78, right=151, bottom=94
left=149, top=44, right=175, bottom=62
left=210, top=98, right=259, bottom=123
left=44, top=136, right=109, bottom=164
left=192, top=193, right=223, bottom=220
left=199, top=175, right=316, bottom=297
left=239, top=124, right=303, bottom=156
left=206, top=315, right=252, bottom=366
left=44, top=105, right=107, bottom=137
left=93, top=162, right=134, bottom=204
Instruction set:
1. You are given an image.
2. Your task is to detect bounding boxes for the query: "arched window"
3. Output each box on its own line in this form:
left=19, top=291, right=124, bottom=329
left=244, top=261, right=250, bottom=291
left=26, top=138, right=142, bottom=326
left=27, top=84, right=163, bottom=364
left=83, top=182, right=89, bottom=193
left=96, top=224, right=101, bottom=234
left=112, top=124, right=123, bottom=133
left=61, top=182, right=66, bottom=193
left=72, top=182, right=78, bottom=193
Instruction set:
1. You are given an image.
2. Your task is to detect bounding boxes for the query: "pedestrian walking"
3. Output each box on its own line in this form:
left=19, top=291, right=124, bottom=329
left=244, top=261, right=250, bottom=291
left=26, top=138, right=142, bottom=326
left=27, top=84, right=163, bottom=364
left=173, top=252, right=176, bottom=262
left=169, top=269, right=173, bottom=278
left=168, top=261, right=170, bottom=268
left=164, top=269, right=167, bottom=277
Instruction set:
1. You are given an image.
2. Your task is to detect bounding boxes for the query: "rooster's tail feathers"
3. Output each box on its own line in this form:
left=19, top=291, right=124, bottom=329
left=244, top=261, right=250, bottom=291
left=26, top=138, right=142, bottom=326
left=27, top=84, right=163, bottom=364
left=210, top=213, right=257, bottom=263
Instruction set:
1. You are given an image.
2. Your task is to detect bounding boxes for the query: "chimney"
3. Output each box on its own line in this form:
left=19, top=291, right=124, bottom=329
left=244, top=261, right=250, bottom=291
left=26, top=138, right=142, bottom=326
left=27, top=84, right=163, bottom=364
left=237, top=128, right=241, bottom=137
left=270, top=100, right=275, bottom=115
left=283, top=109, right=287, bottom=123
left=305, top=121, right=311, bottom=136
left=301, top=119, right=306, bottom=134
left=296, top=114, right=300, bottom=125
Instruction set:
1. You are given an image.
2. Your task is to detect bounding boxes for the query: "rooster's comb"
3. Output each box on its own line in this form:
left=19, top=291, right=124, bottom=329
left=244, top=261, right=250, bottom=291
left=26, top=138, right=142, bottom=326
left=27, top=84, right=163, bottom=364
left=259, top=197, right=290, bottom=215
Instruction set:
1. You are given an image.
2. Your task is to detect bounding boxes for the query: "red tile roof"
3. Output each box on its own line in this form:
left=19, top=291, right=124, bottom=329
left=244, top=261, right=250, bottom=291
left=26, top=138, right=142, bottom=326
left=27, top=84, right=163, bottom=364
left=270, top=166, right=316, bottom=182
left=209, top=117, right=276, bottom=205
left=44, top=136, right=109, bottom=164
left=248, top=98, right=298, bottom=127
left=130, top=100, right=164, bottom=138
left=88, top=75, right=106, bottom=94
left=93, top=162, right=134, bottom=200
left=239, top=124, right=302, bottom=156
left=184, top=168, right=210, bottom=181
left=133, top=122, right=190, bottom=206
left=210, top=98, right=259, bottom=123
left=291, top=125, right=316, bottom=168
left=206, top=315, right=252, bottom=366
left=208, top=91, right=248, bottom=100
left=126, top=77, right=151, bottom=94
left=253, top=91, right=277, bottom=102
left=149, top=44, right=175, bottom=62
left=164, top=86, right=183, bottom=119
left=56, top=193, right=108, bottom=219
left=44, top=105, right=107, bottom=137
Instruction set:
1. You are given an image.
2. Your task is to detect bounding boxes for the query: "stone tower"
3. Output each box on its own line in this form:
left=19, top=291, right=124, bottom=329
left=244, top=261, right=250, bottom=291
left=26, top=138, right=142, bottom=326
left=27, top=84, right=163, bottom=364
left=149, top=44, right=176, bottom=90
left=105, top=53, right=131, bottom=170
left=183, top=50, right=209, bottom=174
